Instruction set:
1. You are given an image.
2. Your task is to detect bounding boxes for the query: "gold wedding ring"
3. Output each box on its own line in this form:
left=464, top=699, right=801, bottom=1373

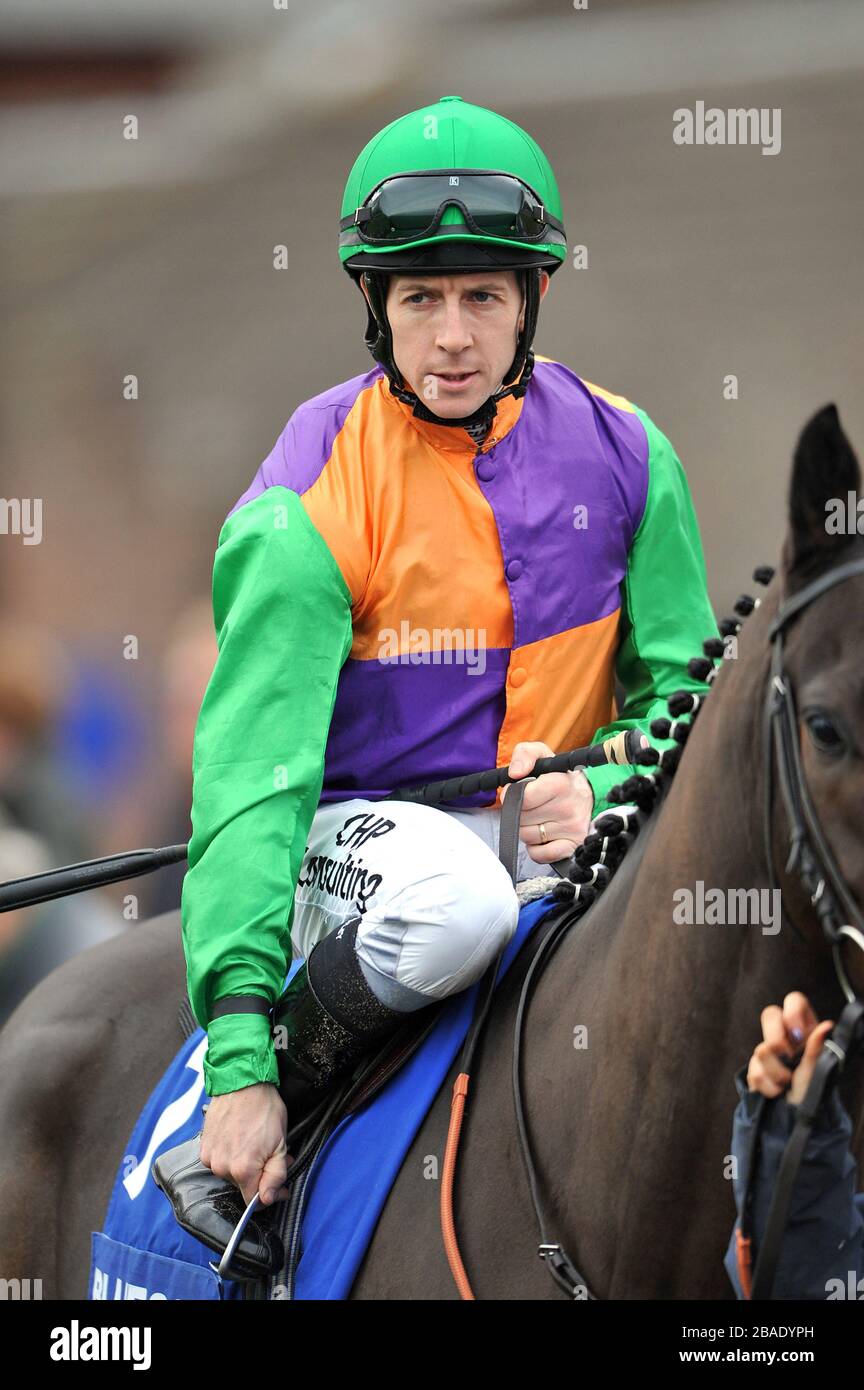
left=538, top=823, right=549, bottom=844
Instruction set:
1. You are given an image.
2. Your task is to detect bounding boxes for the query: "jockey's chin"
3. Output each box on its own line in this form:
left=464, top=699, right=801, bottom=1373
left=408, top=369, right=501, bottom=421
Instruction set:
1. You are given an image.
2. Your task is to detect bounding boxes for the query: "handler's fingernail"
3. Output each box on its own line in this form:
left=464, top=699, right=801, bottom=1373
left=790, top=1027, right=803, bottom=1042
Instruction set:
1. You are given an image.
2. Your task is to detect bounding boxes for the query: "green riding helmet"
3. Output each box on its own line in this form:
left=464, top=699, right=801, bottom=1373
left=338, top=94, right=568, bottom=429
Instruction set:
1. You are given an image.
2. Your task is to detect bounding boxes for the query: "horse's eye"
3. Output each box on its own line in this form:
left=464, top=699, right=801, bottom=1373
left=805, top=712, right=845, bottom=753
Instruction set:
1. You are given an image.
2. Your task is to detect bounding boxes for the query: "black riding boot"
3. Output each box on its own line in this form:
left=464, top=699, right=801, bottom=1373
left=272, top=915, right=410, bottom=1109
left=151, top=918, right=408, bottom=1281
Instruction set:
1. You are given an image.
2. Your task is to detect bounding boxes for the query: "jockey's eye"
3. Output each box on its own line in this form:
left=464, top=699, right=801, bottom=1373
left=804, top=710, right=846, bottom=755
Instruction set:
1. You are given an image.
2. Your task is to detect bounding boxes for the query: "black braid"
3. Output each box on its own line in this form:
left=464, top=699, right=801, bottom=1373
left=547, top=562, right=773, bottom=912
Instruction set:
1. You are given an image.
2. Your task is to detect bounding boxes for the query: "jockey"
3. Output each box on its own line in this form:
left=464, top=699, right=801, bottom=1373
left=153, top=94, right=719, bottom=1276
left=726, top=992, right=864, bottom=1299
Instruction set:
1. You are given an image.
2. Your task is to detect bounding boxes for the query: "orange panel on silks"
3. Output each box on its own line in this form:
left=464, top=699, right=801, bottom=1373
left=493, top=610, right=620, bottom=807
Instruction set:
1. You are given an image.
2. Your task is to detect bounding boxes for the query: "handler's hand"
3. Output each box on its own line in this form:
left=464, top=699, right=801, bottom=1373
left=501, top=740, right=594, bottom=864
left=200, top=1082, right=293, bottom=1206
left=746, top=992, right=835, bottom=1105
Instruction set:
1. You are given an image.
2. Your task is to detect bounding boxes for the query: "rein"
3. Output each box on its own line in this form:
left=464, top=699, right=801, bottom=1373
left=439, top=774, right=599, bottom=1299
left=0, top=730, right=644, bottom=914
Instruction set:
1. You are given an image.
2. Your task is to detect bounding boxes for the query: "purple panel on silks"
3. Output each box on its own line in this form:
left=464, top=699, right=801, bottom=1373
left=319, top=647, right=509, bottom=806
left=225, top=366, right=383, bottom=518
left=468, top=361, right=649, bottom=648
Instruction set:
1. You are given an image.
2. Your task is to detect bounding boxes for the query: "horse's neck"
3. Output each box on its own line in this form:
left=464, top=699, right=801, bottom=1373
left=523, top=584, right=864, bottom=1293
left=607, top=612, right=838, bottom=1064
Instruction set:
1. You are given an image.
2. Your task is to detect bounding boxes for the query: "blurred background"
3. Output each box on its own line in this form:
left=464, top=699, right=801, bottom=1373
left=1, top=0, right=862, bottom=1020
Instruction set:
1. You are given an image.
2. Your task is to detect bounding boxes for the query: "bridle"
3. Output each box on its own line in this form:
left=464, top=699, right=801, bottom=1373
left=763, top=552, right=864, bottom=969
left=738, top=551, right=864, bottom=1298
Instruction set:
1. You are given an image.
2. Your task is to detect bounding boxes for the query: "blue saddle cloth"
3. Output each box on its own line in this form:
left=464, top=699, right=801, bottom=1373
left=89, top=893, right=559, bottom=1301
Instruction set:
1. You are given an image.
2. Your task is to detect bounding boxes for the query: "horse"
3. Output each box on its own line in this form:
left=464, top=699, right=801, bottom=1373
left=1, top=403, right=862, bottom=1300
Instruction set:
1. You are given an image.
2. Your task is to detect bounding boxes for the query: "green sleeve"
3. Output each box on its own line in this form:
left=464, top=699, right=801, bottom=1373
left=581, top=406, right=720, bottom=820
left=181, top=486, right=353, bottom=1097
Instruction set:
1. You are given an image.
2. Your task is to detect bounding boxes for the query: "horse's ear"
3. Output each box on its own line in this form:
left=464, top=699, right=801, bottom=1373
left=782, top=403, right=861, bottom=589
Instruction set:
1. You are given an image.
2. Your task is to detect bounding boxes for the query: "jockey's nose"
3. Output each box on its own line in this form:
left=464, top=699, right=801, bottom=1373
left=434, top=294, right=475, bottom=356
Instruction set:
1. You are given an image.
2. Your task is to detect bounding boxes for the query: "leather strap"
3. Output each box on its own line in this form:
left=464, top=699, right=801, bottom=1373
left=512, top=896, right=595, bottom=1298
left=211, top=994, right=272, bottom=1020
left=457, top=779, right=532, bottom=1077
left=498, top=773, right=574, bottom=881
left=767, top=556, right=864, bottom=640
left=498, top=776, right=529, bottom=887
left=764, top=556, right=864, bottom=946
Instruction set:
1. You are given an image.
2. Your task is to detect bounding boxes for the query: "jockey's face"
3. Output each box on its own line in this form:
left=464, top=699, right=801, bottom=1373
left=363, top=270, right=549, bottom=421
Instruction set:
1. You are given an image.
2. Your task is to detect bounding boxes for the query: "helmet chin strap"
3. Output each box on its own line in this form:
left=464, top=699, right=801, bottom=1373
left=359, top=269, right=540, bottom=431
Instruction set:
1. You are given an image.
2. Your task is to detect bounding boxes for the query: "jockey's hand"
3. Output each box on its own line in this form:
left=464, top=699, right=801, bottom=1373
left=199, top=1082, right=293, bottom=1206
left=746, top=992, right=835, bottom=1105
left=501, top=740, right=594, bottom=864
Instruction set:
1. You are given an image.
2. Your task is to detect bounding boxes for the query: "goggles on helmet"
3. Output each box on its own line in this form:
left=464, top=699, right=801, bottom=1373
left=339, top=169, right=566, bottom=250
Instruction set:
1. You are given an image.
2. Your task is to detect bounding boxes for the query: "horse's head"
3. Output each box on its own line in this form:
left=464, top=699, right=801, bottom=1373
left=767, top=404, right=864, bottom=994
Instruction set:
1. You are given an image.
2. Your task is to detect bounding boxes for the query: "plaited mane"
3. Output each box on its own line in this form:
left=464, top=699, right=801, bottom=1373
left=515, top=566, right=775, bottom=908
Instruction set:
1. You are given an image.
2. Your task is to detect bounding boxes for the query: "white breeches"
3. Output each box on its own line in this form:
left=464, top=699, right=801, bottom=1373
left=291, top=798, right=555, bottom=1010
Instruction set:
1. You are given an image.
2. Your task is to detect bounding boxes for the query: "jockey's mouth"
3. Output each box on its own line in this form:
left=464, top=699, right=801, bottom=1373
left=430, top=370, right=479, bottom=392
